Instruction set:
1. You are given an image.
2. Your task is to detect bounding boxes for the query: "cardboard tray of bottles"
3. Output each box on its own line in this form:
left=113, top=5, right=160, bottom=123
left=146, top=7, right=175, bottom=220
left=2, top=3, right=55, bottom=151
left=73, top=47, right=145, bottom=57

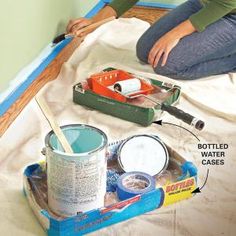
left=23, top=139, right=197, bottom=236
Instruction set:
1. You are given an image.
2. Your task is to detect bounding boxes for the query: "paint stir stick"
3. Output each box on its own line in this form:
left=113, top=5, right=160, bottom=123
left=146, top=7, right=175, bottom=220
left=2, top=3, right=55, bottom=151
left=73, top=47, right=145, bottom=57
left=35, top=96, right=73, bottom=153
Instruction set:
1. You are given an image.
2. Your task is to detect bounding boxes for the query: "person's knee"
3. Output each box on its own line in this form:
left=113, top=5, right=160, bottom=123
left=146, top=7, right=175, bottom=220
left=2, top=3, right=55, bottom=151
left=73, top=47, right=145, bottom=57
left=154, top=57, right=179, bottom=75
left=154, top=64, right=174, bottom=77
left=154, top=63, right=197, bottom=80
left=136, top=35, right=196, bottom=79
left=153, top=57, right=187, bottom=80
left=154, top=49, right=190, bottom=77
left=136, top=34, right=150, bottom=64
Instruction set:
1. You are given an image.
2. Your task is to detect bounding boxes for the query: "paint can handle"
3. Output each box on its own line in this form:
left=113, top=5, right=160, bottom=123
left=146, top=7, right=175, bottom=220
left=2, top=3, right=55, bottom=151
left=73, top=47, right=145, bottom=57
left=41, top=147, right=46, bottom=156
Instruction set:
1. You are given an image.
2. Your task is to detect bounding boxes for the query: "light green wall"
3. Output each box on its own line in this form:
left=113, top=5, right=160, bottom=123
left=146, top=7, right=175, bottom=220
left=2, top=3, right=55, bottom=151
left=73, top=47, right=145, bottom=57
left=0, top=0, right=74, bottom=92
left=72, top=0, right=98, bottom=18
left=0, top=0, right=184, bottom=94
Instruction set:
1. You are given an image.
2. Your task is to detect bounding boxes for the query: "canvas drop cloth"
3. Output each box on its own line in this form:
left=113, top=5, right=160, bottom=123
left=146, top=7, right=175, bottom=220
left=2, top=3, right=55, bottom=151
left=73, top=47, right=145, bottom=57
left=0, top=18, right=236, bottom=236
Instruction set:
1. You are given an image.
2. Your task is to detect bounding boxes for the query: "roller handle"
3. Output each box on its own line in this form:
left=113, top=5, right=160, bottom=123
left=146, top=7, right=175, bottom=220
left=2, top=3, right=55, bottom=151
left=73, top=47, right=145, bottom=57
left=161, top=103, right=205, bottom=131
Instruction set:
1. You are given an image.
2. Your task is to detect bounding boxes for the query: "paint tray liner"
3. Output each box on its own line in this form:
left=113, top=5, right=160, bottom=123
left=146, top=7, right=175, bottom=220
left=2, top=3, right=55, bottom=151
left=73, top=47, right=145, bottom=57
left=88, top=69, right=154, bottom=103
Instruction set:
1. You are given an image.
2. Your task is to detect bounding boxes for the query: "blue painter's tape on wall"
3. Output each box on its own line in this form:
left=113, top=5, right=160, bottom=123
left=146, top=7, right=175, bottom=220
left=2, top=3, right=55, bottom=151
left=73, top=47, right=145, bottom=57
left=85, top=1, right=106, bottom=18
left=102, top=0, right=177, bottom=9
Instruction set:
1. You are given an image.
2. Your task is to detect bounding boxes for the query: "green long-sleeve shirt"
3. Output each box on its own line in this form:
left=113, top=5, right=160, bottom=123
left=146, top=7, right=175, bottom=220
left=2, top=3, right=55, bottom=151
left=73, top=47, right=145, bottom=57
left=109, top=0, right=236, bottom=32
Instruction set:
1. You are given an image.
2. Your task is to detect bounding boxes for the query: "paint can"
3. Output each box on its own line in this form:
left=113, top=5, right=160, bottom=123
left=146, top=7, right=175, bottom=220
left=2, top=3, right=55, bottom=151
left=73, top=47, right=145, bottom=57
left=45, top=124, right=108, bottom=217
left=117, top=135, right=169, bottom=176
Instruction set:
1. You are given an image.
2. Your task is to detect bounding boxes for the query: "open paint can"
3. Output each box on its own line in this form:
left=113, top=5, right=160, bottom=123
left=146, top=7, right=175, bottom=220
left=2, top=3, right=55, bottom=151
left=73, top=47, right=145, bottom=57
left=45, top=124, right=107, bottom=217
left=117, top=135, right=169, bottom=176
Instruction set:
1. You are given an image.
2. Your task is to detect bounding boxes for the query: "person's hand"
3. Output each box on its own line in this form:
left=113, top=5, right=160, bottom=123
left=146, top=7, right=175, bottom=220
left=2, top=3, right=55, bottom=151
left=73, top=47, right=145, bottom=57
left=148, top=20, right=196, bottom=68
left=66, top=18, right=93, bottom=36
left=66, top=6, right=117, bottom=37
left=148, top=32, right=180, bottom=68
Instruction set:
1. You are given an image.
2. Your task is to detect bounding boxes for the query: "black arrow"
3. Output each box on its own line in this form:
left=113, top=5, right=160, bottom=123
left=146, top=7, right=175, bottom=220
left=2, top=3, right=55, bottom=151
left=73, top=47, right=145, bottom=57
left=153, top=120, right=208, bottom=194
left=191, top=169, right=209, bottom=194
left=153, top=120, right=200, bottom=142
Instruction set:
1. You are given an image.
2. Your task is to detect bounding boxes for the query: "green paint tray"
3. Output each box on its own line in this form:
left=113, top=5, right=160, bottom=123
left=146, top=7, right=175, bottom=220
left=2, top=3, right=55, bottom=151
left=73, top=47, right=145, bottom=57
left=73, top=68, right=181, bottom=126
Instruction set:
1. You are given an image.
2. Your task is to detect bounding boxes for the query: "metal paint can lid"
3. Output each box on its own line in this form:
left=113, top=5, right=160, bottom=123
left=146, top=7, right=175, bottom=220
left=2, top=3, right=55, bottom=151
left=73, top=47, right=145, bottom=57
left=117, top=135, right=169, bottom=176
left=45, top=124, right=108, bottom=156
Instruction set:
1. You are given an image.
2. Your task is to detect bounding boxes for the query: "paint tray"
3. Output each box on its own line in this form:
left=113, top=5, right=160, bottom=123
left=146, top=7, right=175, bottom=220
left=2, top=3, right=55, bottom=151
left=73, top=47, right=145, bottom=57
left=89, top=69, right=154, bottom=102
left=73, top=68, right=181, bottom=126
left=23, top=138, right=197, bottom=236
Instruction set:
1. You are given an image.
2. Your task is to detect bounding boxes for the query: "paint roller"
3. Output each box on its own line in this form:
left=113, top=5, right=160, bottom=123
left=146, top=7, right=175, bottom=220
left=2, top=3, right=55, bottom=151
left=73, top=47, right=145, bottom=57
left=114, top=81, right=205, bottom=131
left=52, top=17, right=116, bottom=45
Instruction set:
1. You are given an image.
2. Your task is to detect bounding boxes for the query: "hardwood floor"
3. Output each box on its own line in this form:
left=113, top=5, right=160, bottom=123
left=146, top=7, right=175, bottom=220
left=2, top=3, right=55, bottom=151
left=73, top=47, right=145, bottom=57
left=123, top=6, right=169, bottom=24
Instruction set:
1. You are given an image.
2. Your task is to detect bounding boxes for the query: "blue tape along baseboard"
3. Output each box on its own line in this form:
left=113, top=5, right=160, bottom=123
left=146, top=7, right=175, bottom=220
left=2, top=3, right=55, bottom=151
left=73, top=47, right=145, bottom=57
left=85, top=0, right=106, bottom=18
left=102, top=0, right=177, bottom=9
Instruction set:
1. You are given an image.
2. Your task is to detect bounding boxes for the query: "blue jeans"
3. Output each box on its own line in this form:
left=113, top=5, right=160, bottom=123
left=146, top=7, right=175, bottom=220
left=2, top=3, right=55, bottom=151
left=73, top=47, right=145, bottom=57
left=136, top=0, right=236, bottom=79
